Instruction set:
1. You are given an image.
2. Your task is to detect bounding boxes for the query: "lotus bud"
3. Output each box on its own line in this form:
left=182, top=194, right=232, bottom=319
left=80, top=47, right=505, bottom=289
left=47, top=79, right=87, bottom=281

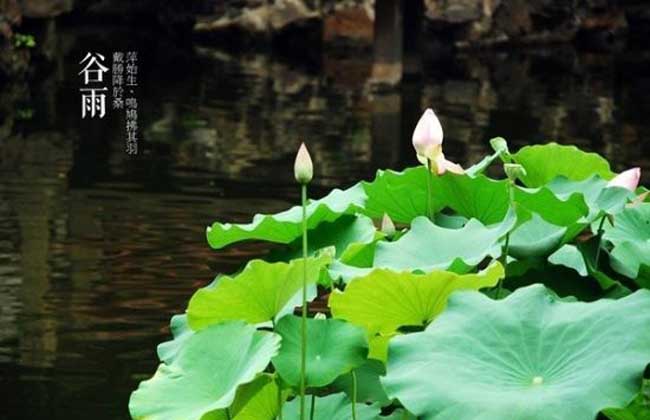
left=504, top=163, right=527, bottom=182
left=607, top=167, right=641, bottom=192
left=294, top=142, right=313, bottom=184
left=381, top=213, right=396, bottom=237
left=412, top=108, right=443, bottom=163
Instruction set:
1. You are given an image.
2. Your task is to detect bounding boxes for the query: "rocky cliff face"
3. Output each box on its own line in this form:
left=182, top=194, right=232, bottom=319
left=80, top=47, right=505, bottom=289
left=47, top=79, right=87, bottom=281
left=192, top=0, right=649, bottom=49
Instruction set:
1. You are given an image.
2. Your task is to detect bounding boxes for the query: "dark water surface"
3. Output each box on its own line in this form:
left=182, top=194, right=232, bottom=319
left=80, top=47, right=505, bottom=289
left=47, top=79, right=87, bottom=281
left=1, top=22, right=650, bottom=420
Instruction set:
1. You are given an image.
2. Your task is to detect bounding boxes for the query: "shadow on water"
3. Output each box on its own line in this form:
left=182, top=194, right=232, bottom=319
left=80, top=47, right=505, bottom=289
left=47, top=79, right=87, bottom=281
left=0, top=20, right=649, bottom=420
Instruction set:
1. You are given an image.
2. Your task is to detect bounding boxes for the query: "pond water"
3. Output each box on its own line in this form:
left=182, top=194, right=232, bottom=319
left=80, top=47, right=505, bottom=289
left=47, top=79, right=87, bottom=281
left=1, top=22, right=650, bottom=420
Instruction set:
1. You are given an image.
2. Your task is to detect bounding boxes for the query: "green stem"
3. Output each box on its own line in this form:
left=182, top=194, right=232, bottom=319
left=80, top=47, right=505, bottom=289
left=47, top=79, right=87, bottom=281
left=226, top=408, right=232, bottom=420
left=351, top=370, right=358, bottom=420
left=309, top=394, right=316, bottom=420
left=426, top=159, right=433, bottom=221
left=270, top=320, right=283, bottom=420
left=299, top=183, right=308, bottom=420
left=496, top=181, right=514, bottom=299
left=594, top=215, right=607, bottom=270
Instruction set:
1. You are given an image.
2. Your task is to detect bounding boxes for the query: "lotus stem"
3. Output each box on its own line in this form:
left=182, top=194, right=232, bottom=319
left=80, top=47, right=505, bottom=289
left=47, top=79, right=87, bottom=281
left=351, top=370, right=358, bottom=420
left=226, top=408, right=232, bottom=420
left=594, top=215, right=607, bottom=270
left=496, top=181, right=515, bottom=298
left=426, top=159, right=433, bottom=221
left=309, top=394, right=316, bottom=420
left=277, top=380, right=283, bottom=420
left=300, top=183, right=308, bottom=420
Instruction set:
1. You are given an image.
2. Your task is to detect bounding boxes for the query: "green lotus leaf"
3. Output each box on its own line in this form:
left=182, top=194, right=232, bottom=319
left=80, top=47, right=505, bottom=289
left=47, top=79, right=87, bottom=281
left=603, top=203, right=650, bottom=247
left=548, top=244, right=588, bottom=276
left=332, top=359, right=391, bottom=406
left=362, top=167, right=429, bottom=224
left=382, top=285, right=650, bottom=420
left=157, top=314, right=193, bottom=364
left=271, top=214, right=379, bottom=261
left=204, top=374, right=280, bottom=420
left=512, top=143, right=614, bottom=187
left=329, top=262, right=504, bottom=335
left=372, top=209, right=515, bottom=273
left=187, top=254, right=331, bottom=330
left=272, top=315, right=368, bottom=388
left=545, top=176, right=634, bottom=219
left=282, top=393, right=380, bottom=420
left=513, top=185, right=590, bottom=241
left=363, top=167, right=510, bottom=225
left=129, top=321, right=281, bottom=420
left=601, top=203, right=650, bottom=287
left=508, top=212, right=567, bottom=258
left=603, top=379, right=650, bottom=420
left=610, top=241, right=650, bottom=288
left=206, top=183, right=367, bottom=249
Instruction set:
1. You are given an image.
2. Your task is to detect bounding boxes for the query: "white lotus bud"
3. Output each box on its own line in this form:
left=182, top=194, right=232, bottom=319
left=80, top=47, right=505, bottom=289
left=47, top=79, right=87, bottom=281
left=412, top=108, right=443, bottom=162
left=294, top=142, right=313, bottom=184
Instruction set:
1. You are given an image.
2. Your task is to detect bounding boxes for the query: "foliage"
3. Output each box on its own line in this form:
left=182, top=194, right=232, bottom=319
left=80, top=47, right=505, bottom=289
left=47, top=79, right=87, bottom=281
left=130, top=140, right=649, bottom=420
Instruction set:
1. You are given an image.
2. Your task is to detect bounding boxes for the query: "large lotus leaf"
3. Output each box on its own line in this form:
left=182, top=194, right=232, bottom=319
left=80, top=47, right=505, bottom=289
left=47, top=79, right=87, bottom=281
left=157, top=314, right=193, bottom=364
left=205, top=374, right=280, bottom=420
left=283, top=393, right=380, bottom=420
left=362, top=167, right=510, bottom=225
left=512, top=143, right=614, bottom=187
left=508, top=212, right=567, bottom=258
left=382, top=285, right=650, bottom=420
left=329, top=262, right=503, bottom=335
left=272, top=315, right=368, bottom=388
left=206, top=183, right=367, bottom=249
left=372, top=210, right=515, bottom=273
left=187, top=255, right=330, bottom=330
left=129, top=321, right=281, bottom=420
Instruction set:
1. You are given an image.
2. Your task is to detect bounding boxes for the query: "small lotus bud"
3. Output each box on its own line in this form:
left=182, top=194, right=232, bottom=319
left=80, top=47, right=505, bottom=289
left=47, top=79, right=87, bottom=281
left=504, top=163, right=527, bottom=182
left=294, top=142, right=313, bottom=184
left=607, top=167, right=641, bottom=192
left=412, top=109, right=443, bottom=162
left=381, top=213, right=396, bottom=237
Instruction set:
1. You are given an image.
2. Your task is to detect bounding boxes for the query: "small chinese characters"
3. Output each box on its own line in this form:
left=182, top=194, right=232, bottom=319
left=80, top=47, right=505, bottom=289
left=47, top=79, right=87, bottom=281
left=124, top=51, right=138, bottom=155
left=79, top=52, right=108, bottom=118
left=112, top=52, right=124, bottom=110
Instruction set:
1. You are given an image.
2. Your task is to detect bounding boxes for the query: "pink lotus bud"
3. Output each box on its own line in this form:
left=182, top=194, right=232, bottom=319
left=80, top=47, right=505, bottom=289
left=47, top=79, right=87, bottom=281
left=607, top=167, right=641, bottom=191
left=412, top=109, right=443, bottom=162
left=294, top=142, right=313, bottom=184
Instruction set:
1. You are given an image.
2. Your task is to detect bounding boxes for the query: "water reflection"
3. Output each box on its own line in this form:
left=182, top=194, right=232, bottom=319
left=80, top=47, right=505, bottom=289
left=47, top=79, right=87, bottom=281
left=0, top=22, right=649, bottom=420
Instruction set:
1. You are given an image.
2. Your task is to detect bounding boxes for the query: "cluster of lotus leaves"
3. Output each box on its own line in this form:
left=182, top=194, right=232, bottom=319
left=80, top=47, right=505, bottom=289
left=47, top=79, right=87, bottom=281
left=130, top=142, right=650, bottom=420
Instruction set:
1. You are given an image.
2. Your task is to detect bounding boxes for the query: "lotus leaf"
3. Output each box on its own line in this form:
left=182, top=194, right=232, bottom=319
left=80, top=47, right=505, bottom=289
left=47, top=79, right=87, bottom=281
left=382, top=285, right=650, bottom=420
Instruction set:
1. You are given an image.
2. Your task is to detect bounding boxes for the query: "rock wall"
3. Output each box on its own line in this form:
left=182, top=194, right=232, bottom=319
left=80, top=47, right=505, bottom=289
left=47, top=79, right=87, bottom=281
left=192, top=0, right=649, bottom=48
